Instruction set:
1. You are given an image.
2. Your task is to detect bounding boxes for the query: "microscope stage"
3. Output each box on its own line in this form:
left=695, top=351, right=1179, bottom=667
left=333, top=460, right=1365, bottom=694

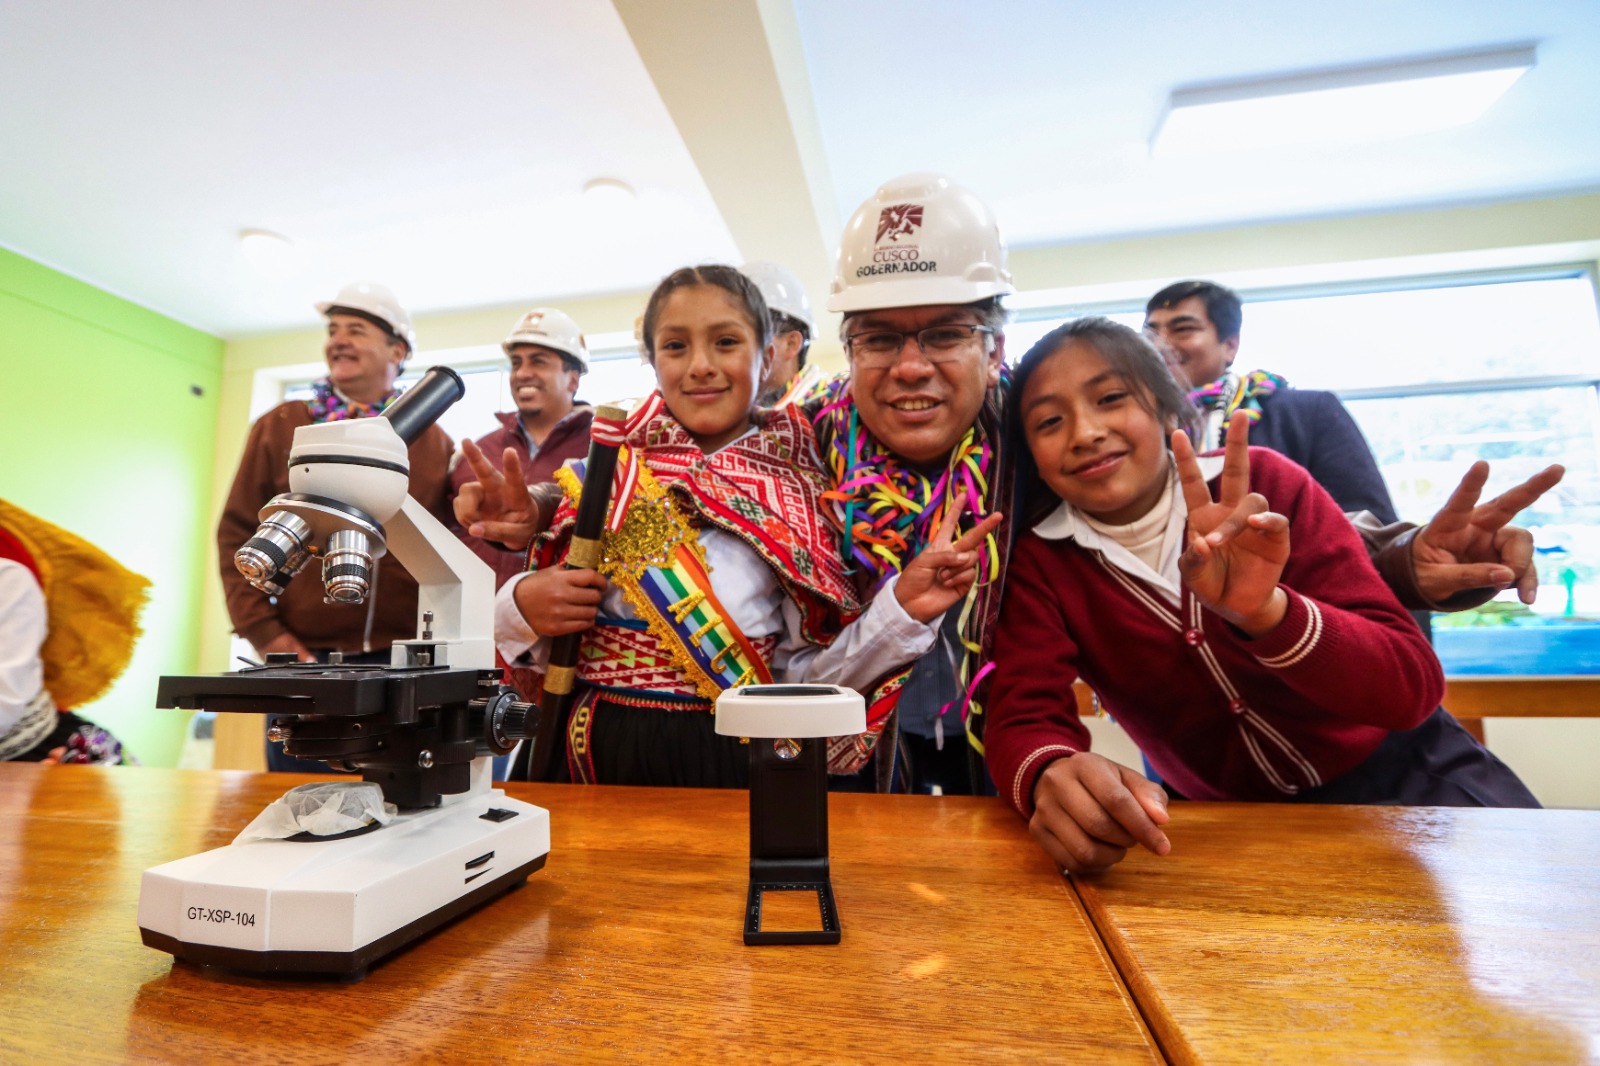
left=138, top=788, right=549, bottom=978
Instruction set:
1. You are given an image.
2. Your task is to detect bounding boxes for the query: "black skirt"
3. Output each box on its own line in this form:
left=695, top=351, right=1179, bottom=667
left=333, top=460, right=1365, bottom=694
left=569, top=689, right=750, bottom=789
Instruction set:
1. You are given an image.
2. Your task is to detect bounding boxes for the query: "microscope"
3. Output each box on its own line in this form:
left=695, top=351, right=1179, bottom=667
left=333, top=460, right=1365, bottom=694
left=138, top=367, right=550, bottom=979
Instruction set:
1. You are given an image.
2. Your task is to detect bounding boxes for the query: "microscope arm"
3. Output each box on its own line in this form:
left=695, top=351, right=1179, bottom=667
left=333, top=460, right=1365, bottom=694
left=385, top=495, right=495, bottom=670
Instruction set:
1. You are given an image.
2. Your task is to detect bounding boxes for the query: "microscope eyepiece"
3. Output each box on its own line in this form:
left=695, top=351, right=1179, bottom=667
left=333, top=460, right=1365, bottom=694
left=382, top=366, right=465, bottom=445
left=236, top=511, right=314, bottom=593
left=323, top=528, right=375, bottom=604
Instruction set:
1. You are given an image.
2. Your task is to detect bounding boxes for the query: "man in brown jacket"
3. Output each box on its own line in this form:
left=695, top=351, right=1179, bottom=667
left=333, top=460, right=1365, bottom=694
left=217, top=282, right=453, bottom=769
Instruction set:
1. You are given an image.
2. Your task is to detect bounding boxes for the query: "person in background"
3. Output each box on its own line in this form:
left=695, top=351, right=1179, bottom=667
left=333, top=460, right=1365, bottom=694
left=0, top=499, right=146, bottom=764
left=451, top=308, right=593, bottom=589
left=216, top=282, right=453, bottom=770
left=742, top=261, right=817, bottom=407
left=1144, top=279, right=1396, bottom=522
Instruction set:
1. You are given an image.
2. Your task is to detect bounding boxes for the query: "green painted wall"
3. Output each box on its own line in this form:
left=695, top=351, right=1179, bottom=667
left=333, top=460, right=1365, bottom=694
left=0, top=246, right=223, bottom=766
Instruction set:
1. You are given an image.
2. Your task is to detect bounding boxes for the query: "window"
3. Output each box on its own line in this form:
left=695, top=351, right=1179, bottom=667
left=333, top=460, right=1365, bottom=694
left=1009, top=269, right=1600, bottom=675
left=281, top=329, right=658, bottom=447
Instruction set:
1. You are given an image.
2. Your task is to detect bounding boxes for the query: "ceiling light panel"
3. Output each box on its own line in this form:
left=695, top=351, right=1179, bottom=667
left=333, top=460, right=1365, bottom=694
left=1152, top=44, right=1536, bottom=156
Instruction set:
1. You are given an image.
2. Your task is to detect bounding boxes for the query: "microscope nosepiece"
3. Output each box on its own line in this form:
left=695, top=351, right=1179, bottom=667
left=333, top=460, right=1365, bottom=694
left=323, top=528, right=375, bottom=604
left=237, top=511, right=313, bottom=592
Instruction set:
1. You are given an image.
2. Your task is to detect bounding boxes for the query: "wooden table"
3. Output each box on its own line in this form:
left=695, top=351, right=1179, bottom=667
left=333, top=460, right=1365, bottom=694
left=0, top=764, right=1159, bottom=1065
left=1071, top=803, right=1600, bottom=1066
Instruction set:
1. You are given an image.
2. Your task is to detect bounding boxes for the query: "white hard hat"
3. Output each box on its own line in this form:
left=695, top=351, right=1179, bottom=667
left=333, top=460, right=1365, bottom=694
left=316, top=282, right=416, bottom=353
left=827, top=173, right=1013, bottom=315
left=502, top=308, right=589, bottom=373
left=740, top=261, right=814, bottom=335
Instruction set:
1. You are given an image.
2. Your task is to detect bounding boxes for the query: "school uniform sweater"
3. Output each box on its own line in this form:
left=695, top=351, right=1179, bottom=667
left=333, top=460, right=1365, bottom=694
left=986, top=447, right=1443, bottom=814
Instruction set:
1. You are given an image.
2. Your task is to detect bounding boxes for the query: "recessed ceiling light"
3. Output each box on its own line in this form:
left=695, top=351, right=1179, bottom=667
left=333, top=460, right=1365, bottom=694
left=238, top=228, right=296, bottom=272
left=582, top=177, right=636, bottom=206
left=1151, top=44, right=1536, bottom=156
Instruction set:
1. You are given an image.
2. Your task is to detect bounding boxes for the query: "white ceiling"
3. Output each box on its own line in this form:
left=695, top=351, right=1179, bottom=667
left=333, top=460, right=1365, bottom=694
left=796, top=0, right=1600, bottom=247
left=1, top=0, right=1596, bottom=338
left=0, top=0, right=739, bottom=334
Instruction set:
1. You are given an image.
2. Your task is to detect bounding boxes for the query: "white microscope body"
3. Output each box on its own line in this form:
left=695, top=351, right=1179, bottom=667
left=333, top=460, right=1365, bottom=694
left=139, top=368, right=550, bottom=978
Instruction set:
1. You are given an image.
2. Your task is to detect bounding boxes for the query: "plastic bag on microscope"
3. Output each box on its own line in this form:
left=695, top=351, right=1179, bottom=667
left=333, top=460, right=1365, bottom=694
left=232, top=781, right=399, bottom=843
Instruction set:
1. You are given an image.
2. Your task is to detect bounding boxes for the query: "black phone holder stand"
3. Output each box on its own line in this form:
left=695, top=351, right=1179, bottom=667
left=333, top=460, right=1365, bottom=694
left=715, top=684, right=866, bottom=946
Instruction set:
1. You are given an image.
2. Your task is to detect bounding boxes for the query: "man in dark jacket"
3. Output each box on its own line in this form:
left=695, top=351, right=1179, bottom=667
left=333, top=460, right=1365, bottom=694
left=450, top=308, right=593, bottom=589
left=1144, top=279, right=1398, bottom=522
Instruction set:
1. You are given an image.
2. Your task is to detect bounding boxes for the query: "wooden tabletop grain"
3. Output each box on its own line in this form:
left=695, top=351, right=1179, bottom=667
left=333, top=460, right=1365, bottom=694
left=1071, top=803, right=1600, bottom=1066
left=0, top=764, right=1159, bottom=1066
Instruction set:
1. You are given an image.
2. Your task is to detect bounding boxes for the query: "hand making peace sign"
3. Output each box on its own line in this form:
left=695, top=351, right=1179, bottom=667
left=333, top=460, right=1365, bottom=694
left=1172, top=411, right=1291, bottom=637
left=452, top=438, right=543, bottom=551
left=892, top=492, right=1005, bottom=624
left=1411, top=460, right=1565, bottom=605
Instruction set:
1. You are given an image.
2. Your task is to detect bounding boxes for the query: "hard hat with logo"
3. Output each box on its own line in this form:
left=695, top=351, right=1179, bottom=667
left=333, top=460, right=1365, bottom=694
left=740, top=261, right=814, bottom=335
left=316, top=282, right=417, bottom=353
left=502, top=308, right=589, bottom=373
left=827, top=172, right=1013, bottom=314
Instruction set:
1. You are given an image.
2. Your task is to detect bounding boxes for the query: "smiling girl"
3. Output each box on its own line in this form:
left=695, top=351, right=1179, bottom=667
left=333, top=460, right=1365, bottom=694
left=496, top=265, right=993, bottom=787
left=985, top=318, right=1536, bottom=874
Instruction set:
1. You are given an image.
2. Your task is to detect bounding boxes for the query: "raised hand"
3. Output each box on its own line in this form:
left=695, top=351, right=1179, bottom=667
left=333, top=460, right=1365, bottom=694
left=893, top=493, right=1005, bottom=624
left=1031, top=752, right=1171, bottom=875
left=511, top=566, right=608, bottom=637
left=453, top=439, right=542, bottom=550
left=1173, top=412, right=1290, bottom=637
left=1412, top=461, right=1565, bottom=605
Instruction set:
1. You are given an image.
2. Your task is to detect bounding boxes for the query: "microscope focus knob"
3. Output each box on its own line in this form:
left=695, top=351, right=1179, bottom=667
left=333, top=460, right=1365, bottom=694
left=476, top=691, right=540, bottom=755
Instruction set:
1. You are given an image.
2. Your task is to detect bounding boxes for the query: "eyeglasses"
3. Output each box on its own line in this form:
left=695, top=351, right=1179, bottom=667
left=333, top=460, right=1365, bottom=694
left=845, top=324, right=995, bottom=368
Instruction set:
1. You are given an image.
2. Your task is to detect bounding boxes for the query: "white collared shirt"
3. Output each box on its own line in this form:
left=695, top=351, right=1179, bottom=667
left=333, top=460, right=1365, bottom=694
left=1029, top=456, right=1225, bottom=609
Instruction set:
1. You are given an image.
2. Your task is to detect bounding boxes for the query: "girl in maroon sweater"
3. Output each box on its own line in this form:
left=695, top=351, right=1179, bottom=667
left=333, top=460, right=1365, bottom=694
left=987, top=318, right=1536, bottom=875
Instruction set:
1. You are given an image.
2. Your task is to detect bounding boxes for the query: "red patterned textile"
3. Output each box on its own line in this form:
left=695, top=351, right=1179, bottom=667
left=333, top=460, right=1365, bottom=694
left=546, top=401, right=859, bottom=640
left=576, top=625, right=780, bottom=697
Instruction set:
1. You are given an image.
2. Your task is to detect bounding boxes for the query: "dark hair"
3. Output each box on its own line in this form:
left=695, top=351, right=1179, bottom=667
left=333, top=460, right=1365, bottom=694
left=771, top=311, right=812, bottom=369
left=1007, top=316, right=1199, bottom=528
left=1145, top=280, right=1242, bottom=343
left=641, top=265, right=771, bottom=362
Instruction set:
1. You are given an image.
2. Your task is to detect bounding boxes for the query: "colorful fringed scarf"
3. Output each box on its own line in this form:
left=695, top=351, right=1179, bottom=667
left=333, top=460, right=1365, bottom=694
left=807, top=372, right=1013, bottom=773
left=811, top=373, right=1005, bottom=590
left=1188, top=369, right=1288, bottom=451
left=305, top=379, right=401, bottom=424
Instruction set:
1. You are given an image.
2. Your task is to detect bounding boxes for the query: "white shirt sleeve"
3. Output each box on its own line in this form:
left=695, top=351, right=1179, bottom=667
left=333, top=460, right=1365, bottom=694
left=494, top=532, right=938, bottom=699
left=494, top=570, right=550, bottom=670
left=778, top=573, right=938, bottom=693
left=0, top=561, right=48, bottom=737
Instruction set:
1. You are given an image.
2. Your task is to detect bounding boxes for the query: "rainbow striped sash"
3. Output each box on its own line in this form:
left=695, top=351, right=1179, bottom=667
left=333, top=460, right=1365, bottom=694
left=636, top=540, right=774, bottom=698
left=556, top=455, right=773, bottom=701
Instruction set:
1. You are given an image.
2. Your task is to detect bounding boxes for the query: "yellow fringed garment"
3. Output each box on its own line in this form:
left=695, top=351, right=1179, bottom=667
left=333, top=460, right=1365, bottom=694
left=0, top=500, right=151, bottom=710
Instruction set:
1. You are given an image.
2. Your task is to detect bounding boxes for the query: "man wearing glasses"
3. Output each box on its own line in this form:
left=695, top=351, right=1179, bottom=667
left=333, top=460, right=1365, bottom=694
left=808, top=172, right=1013, bottom=795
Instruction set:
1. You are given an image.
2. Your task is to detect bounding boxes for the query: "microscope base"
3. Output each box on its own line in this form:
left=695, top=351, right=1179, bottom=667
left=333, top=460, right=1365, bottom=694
left=137, top=789, right=550, bottom=978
